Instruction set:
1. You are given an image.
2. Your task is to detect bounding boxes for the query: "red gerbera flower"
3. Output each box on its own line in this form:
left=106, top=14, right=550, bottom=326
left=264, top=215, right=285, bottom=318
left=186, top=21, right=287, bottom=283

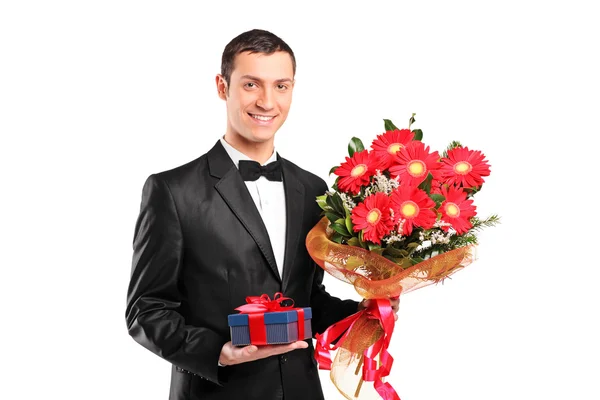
left=439, top=146, right=491, bottom=189
left=370, top=129, right=415, bottom=170
left=351, top=192, right=394, bottom=244
left=390, top=185, right=437, bottom=236
left=334, top=150, right=375, bottom=195
left=389, top=141, right=441, bottom=187
left=439, top=185, right=477, bottom=234
left=429, top=178, right=444, bottom=195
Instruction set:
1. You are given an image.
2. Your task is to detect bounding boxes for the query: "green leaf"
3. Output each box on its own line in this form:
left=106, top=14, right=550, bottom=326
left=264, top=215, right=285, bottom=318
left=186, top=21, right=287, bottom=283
left=418, top=173, right=434, bottom=194
left=324, top=212, right=340, bottom=223
left=329, top=166, right=338, bottom=175
left=358, top=231, right=368, bottom=249
left=345, top=216, right=354, bottom=236
left=331, top=232, right=344, bottom=244
left=383, top=119, right=399, bottom=131
left=331, top=177, right=340, bottom=192
left=325, top=195, right=340, bottom=215
left=401, top=257, right=415, bottom=268
left=369, top=247, right=385, bottom=255
left=345, top=208, right=354, bottom=235
left=412, top=128, right=423, bottom=141
left=384, top=246, right=408, bottom=257
left=331, top=223, right=351, bottom=237
left=316, top=195, right=328, bottom=211
left=367, top=242, right=382, bottom=252
left=430, top=193, right=445, bottom=207
left=327, top=192, right=345, bottom=215
left=347, top=237, right=361, bottom=247
left=348, top=137, right=365, bottom=157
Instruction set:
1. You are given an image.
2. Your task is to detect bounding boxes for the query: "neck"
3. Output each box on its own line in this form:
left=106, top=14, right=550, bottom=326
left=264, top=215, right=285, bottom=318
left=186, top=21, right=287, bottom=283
left=223, top=132, right=275, bottom=165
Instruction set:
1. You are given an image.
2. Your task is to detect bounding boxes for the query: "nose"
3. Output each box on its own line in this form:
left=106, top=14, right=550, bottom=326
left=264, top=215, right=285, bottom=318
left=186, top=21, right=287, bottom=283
left=256, top=88, right=274, bottom=110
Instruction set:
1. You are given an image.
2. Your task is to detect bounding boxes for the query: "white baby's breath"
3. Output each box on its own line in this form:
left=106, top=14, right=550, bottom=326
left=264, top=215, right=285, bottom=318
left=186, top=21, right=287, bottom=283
left=339, top=192, right=356, bottom=211
left=364, top=170, right=400, bottom=196
left=383, top=230, right=405, bottom=245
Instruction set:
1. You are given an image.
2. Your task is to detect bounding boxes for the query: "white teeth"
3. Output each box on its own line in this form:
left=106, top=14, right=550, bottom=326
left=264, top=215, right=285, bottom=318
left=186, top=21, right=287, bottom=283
left=250, top=114, right=274, bottom=121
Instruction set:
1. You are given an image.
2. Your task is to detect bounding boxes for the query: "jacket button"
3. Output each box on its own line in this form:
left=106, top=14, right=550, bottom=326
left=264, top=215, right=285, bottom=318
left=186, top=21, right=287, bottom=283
left=280, top=355, right=287, bottom=363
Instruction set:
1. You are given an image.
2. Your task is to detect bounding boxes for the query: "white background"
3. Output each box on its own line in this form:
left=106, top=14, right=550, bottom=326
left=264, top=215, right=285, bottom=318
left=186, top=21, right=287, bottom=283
left=1, top=1, right=599, bottom=399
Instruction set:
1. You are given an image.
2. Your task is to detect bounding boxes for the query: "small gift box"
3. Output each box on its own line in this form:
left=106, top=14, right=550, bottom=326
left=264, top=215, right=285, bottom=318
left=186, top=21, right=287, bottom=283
left=228, top=293, right=313, bottom=346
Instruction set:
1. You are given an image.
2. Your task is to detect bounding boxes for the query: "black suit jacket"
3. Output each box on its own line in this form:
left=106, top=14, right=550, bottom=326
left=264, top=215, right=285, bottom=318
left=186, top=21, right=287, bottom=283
left=126, top=141, right=359, bottom=400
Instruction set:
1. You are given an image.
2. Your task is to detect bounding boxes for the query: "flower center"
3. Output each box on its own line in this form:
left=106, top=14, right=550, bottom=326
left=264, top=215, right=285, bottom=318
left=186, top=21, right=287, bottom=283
left=351, top=164, right=367, bottom=177
left=401, top=201, right=419, bottom=218
left=407, top=160, right=426, bottom=177
left=387, top=143, right=402, bottom=155
left=445, top=202, right=460, bottom=217
left=454, top=161, right=472, bottom=175
left=366, top=208, right=381, bottom=225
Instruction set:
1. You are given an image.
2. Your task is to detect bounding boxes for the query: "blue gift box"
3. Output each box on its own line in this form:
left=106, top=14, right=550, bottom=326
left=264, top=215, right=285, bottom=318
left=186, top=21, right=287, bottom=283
left=228, top=307, right=312, bottom=346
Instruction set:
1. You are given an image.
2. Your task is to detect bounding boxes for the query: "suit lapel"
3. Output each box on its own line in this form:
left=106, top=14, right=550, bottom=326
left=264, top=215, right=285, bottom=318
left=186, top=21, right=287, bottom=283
left=280, top=158, right=305, bottom=293
left=208, top=141, right=281, bottom=282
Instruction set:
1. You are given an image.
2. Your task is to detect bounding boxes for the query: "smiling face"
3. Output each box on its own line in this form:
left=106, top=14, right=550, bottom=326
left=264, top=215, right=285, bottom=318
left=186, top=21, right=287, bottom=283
left=217, top=51, right=295, bottom=152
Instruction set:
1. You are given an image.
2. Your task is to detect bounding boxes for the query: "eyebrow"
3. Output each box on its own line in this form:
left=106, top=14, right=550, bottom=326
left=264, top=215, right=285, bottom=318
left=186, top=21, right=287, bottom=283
left=240, top=75, right=293, bottom=84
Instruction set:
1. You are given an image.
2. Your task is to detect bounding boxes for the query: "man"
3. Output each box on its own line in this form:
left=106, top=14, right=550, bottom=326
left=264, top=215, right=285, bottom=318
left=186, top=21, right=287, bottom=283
left=126, top=29, right=398, bottom=400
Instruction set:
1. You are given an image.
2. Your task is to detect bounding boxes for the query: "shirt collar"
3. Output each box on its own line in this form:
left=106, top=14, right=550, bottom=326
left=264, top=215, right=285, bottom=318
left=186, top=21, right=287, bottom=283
left=220, top=137, right=278, bottom=169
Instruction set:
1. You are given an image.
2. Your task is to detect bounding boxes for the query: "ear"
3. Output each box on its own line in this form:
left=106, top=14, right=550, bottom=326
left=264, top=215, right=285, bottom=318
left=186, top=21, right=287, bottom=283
left=216, top=74, right=228, bottom=100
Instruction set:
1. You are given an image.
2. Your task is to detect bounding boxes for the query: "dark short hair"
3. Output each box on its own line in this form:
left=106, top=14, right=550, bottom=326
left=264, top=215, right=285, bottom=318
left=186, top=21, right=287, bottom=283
left=220, top=29, right=296, bottom=87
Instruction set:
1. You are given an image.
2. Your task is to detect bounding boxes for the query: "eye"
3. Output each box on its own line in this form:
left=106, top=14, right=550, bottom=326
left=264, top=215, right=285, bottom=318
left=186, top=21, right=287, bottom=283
left=244, top=82, right=257, bottom=89
left=277, top=84, right=288, bottom=90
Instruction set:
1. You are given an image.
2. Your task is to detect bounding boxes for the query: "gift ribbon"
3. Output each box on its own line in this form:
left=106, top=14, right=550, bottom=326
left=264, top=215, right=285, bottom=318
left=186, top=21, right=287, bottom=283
left=235, top=292, right=306, bottom=345
left=315, top=298, right=400, bottom=400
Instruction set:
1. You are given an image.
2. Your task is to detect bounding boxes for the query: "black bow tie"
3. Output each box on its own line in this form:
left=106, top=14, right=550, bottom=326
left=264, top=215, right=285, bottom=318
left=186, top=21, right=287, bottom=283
left=238, top=160, right=283, bottom=182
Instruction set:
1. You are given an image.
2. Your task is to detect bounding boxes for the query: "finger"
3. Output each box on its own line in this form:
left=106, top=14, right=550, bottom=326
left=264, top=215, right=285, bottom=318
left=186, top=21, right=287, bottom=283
left=394, top=314, right=398, bottom=321
left=256, top=342, right=307, bottom=358
left=231, top=345, right=257, bottom=361
left=243, top=345, right=258, bottom=356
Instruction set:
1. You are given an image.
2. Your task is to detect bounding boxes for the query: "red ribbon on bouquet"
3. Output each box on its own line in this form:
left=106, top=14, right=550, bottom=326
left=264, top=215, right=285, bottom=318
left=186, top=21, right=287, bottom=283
left=235, top=292, right=305, bottom=345
left=315, top=298, right=400, bottom=400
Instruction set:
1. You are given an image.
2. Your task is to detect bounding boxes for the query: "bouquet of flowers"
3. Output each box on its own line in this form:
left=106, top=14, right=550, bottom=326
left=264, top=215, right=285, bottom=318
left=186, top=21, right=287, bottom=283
left=306, top=114, right=499, bottom=400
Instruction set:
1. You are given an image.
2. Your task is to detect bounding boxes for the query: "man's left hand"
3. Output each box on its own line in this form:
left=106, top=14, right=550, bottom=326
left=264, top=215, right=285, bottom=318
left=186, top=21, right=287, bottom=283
left=358, top=297, right=400, bottom=321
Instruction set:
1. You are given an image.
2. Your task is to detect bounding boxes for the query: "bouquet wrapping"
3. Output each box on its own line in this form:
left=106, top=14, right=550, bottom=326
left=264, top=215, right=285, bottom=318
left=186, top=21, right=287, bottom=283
left=307, top=115, right=499, bottom=399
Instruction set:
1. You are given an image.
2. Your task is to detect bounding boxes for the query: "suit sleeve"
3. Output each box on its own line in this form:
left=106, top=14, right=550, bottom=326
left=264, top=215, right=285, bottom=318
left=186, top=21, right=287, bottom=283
left=125, top=174, right=226, bottom=385
left=309, top=264, right=360, bottom=334
left=308, top=179, right=360, bottom=334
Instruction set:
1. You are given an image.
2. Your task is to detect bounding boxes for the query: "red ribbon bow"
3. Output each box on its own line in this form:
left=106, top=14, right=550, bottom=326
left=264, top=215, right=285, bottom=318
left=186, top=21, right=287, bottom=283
left=314, top=298, right=400, bottom=400
left=235, top=292, right=294, bottom=314
left=235, top=293, right=305, bottom=346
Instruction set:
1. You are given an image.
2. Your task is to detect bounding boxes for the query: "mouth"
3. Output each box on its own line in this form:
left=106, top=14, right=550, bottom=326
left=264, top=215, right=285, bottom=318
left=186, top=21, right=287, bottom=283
left=248, top=113, right=276, bottom=124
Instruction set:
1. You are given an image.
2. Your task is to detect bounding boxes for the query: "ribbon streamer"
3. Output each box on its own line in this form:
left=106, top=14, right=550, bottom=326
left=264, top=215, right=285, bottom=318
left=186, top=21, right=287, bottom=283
left=316, top=299, right=400, bottom=400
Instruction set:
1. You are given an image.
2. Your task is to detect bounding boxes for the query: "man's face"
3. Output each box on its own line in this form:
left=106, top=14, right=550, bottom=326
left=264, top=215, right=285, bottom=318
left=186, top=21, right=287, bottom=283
left=217, top=51, right=295, bottom=145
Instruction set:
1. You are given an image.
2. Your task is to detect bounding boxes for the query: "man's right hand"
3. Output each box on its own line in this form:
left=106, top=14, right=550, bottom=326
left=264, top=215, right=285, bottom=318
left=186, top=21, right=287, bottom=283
left=218, top=340, right=308, bottom=366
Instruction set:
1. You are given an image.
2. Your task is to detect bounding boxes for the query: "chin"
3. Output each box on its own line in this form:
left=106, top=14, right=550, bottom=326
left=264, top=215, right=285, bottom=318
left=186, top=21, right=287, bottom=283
left=247, top=126, right=280, bottom=142
left=248, top=132, right=277, bottom=143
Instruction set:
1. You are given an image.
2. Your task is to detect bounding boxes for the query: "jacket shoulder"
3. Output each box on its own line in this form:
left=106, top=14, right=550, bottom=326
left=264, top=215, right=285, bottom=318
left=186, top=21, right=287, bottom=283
left=281, top=158, right=328, bottom=194
left=150, top=154, right=208, bottom=184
